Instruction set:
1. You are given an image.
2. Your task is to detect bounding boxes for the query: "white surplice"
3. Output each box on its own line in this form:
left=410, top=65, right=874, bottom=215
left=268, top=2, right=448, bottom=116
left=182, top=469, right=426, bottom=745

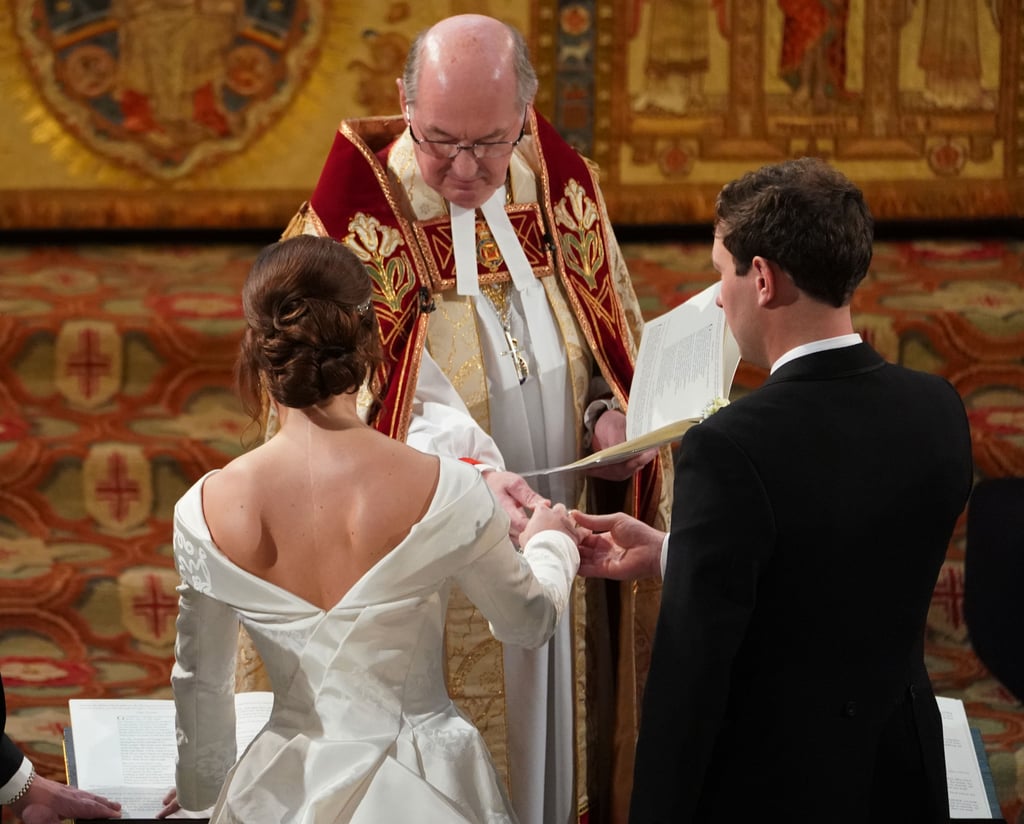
left=171, top=459, right=578, bottom=824
left=405, top=204, right=578, bottom=824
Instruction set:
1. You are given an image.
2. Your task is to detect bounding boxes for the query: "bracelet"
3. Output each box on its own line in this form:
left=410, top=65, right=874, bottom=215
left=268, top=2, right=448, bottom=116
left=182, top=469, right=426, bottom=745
left=4, top=765, right=34, bottom=806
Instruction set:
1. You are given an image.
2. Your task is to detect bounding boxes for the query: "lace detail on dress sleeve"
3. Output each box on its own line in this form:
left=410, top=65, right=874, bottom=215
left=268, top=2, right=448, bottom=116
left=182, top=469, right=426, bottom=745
left=174, top=528, right=212, bottom=594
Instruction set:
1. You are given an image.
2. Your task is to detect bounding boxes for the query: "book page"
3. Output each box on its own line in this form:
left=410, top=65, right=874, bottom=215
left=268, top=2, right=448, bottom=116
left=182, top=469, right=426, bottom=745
left=938, top=696, right=994, bottom=819
left=68, top=693, right=273, bottom=819
left=627, top=282, right=739, bottom=441
left=68, top=699, right=176, bottom=818
left=233, top=691, right=274, bottom=751
left=522, top=282, right=739, bottom=478
left=524, top=418, right=700, bottom=477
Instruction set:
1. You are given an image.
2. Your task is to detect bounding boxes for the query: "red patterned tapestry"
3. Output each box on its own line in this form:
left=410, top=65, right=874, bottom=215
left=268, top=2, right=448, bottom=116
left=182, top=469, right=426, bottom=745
left=1, top=238, right=1021, bottom=821
left=0, top=243, right=252, bottom=786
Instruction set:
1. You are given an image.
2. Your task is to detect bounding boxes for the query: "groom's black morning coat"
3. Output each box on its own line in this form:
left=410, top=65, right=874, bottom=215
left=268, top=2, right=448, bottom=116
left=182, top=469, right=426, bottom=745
left=631, top=343, right=972, bottom=824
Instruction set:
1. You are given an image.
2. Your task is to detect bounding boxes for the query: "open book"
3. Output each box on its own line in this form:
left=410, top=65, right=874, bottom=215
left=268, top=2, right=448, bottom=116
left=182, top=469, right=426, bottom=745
left=938, top=696, right=1001, bottom=820
left=65, top=692, right=273, bottom=821
left=525, top=281, right=740, bottom=477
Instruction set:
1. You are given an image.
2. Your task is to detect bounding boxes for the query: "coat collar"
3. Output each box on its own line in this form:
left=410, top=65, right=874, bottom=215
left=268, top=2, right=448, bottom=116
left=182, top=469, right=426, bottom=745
left=764, top=342, right=885, bottom=385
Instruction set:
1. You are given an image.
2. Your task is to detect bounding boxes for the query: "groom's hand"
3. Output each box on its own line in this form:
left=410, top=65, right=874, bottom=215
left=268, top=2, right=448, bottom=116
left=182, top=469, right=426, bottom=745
left=571, top=510, right=666, bottom=580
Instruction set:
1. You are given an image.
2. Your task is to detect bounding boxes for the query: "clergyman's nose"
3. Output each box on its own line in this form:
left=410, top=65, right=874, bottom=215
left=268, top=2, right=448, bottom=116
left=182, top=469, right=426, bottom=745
left=450, top=148, right=479, bottom=174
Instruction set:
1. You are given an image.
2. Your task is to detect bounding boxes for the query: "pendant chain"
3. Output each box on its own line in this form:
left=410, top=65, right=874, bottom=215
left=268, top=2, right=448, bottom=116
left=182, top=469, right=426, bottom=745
left=480, top=281, right=512, bottom=324
left=474, top=182, right=528, bottom=384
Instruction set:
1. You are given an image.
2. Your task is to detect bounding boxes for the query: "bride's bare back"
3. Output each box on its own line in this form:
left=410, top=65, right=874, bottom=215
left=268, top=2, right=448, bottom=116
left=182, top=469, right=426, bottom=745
left=200, top=398, right=441, bottom=611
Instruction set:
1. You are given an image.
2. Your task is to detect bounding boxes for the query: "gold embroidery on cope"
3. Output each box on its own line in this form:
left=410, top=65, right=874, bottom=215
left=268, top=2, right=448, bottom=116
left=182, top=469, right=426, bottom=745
left=411, top=203, right=554, bottom=292
left=343, top=212, right=419, bottom=354
left=553, top=178, right=605, bottom=291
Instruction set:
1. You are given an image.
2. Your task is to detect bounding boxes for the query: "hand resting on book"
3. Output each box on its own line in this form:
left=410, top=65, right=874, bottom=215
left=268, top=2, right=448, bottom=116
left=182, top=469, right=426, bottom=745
left=585, top=408, right=658, bottom=481
left=12, top=773, right=122, bottom=824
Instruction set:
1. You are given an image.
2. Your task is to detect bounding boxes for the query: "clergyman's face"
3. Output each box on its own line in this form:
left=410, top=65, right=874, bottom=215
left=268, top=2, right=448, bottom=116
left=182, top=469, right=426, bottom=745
left=400, top=74, right=524, bottom=210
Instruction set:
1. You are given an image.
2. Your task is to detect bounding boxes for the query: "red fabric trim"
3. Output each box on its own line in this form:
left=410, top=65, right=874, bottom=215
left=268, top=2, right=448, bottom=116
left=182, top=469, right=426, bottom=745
left=531, top=110, right=663, bottom=520
left=309, top=124, right=429, bottom=442
left=532, top=111, right=634, bottom=394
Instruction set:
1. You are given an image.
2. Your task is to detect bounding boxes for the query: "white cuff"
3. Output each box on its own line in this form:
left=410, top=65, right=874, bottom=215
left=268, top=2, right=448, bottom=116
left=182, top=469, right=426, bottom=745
left=0, top=757, right=33, bottom=805
left=582, top=396, right=622, bottom=450
left=660, top=533, right=669, bottom=579
left=459, top=458, right=497, bottom=474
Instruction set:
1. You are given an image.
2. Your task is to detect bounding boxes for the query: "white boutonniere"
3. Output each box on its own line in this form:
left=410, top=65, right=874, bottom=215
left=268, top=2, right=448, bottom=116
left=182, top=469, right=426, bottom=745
left=701, top=396, right=730, bottom=421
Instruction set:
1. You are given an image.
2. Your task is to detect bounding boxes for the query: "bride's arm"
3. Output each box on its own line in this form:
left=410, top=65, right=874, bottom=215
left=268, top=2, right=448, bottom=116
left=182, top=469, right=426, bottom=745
left=454, top=509, right=580, bottom=649
left=171, top=524, right=242, bottom=812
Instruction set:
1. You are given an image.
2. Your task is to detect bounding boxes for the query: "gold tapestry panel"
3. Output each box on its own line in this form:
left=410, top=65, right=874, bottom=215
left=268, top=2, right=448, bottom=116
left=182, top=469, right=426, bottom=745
left=600, top=0, right=1022, bottom=221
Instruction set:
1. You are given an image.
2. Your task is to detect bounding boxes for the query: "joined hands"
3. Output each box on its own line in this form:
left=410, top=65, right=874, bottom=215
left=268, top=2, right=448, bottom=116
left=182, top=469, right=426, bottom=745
left=519, top=501, right=589, bottom=548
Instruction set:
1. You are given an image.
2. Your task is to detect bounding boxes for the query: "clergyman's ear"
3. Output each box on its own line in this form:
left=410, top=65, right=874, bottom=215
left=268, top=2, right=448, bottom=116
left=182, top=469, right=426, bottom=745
left=396, top=78, right=407, bottom=116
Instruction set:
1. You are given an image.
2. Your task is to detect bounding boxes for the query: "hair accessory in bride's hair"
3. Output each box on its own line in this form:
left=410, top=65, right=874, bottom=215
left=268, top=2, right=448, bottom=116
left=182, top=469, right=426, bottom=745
left=355, top=297, right=372, bottom=316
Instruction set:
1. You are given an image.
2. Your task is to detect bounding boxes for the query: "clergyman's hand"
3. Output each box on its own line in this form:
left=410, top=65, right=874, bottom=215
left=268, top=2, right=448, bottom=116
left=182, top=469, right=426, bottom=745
left=571, top=510, right=666, bottom=580
left=12, top=773, right=122, bottom=824
left=483, top=470, right=549, bottom=542
left=585, top=408, right=657, bottom=482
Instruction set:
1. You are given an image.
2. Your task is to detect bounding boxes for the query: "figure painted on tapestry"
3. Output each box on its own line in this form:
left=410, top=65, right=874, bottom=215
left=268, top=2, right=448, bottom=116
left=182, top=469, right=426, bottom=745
left=345, top=0, right=502, bottom=116
left=908, top=0, right=1001, bottom=110
left=778, top=0, right=851, bottom=110
left=113, top=0, right=244, bottom=139
left=631, top=0, right=729, bottom=114
left=14, top=0, right=321, bottom=178
left=348, top=30, right=411, bottom=115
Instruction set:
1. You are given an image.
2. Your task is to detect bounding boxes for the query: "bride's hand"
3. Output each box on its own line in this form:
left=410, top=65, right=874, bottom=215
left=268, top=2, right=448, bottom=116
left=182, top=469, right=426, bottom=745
left=520, top=502, right=588, bottom=547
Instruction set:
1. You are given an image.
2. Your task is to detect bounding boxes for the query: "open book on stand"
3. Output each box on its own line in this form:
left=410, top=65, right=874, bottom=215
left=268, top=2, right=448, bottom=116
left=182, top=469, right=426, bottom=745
left=939, top=696, right=1005, bottom=821
left=64, top=692, right=273, bottom=822
left=524, top=281, right=741, bottom=477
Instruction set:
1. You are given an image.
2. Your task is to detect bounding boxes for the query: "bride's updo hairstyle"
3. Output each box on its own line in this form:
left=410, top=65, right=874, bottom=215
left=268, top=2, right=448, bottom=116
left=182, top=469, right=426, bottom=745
left=237, top=235, right=382, bottom=420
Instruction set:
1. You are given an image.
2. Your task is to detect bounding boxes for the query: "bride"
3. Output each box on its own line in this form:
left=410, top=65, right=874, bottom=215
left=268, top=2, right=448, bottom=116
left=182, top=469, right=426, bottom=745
left=158, top=234, right=582, bottom=822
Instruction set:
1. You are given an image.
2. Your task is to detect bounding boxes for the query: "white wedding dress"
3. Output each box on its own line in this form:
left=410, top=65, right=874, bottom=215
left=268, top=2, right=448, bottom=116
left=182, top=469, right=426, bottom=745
left=170, top=458, right=578, bottom=824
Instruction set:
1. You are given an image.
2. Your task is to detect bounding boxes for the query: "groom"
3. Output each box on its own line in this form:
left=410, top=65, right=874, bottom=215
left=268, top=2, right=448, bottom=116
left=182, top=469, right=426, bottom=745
left=574, top=157, right=973, bottom=823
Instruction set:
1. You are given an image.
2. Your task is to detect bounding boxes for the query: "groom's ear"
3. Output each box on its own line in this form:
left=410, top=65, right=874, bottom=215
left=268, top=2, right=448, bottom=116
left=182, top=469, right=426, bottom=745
left=751, top=256, right=775, bottom=307
left=752, top=256, right=797, bottom=308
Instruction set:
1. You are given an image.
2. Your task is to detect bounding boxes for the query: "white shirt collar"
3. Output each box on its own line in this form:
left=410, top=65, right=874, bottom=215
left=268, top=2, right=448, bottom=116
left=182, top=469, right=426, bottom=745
left=770, top=333, right=863, bottom=374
